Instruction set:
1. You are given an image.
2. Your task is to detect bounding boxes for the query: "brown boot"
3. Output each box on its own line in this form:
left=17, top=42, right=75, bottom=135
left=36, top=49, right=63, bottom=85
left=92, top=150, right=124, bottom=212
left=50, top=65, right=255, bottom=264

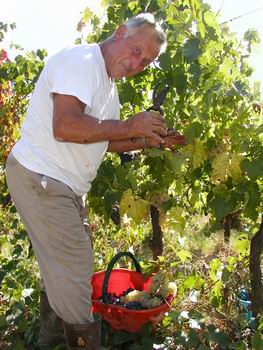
left=63, top=314, right=101, bottom=350
left=38, top=290, right=65, bottom=349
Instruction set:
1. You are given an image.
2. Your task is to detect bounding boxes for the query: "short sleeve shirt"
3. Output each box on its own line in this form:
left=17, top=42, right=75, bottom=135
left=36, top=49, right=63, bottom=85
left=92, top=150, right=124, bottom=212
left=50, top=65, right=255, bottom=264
left=12, top=44, right=120, bottom=196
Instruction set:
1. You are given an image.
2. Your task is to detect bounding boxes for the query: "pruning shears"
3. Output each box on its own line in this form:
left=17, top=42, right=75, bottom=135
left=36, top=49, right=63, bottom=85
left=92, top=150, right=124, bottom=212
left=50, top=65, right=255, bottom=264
left=147, top=83, right=169, bottom=115
left=147, top=82, right=187, bottom=149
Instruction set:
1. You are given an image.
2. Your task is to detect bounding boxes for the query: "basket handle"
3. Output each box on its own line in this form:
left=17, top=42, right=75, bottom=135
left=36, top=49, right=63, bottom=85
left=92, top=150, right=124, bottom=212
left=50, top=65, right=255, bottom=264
left=102, top=252, right=142, bottom=303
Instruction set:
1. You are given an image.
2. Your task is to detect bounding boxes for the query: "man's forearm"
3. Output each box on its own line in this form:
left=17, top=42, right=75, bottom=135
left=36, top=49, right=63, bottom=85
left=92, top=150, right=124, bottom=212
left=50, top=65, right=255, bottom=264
left=107, top=137, right=146, bottom=153
left=53, top=94, right=167, bottom=144
left=54, top=112, right=133, bottom=144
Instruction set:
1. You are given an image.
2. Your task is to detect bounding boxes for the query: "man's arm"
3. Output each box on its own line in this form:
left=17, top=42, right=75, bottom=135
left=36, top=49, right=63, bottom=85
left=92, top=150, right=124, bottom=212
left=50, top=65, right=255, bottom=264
left=107, top=136, right=162, bottom=152
left=107, top=134, right=187, bottom=153
left=52, top=94, right=167, bottom=144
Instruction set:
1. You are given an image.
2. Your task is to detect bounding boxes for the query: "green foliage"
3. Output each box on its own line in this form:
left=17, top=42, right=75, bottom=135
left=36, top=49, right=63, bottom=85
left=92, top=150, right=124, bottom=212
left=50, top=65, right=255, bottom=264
left=0, top=209, right=40, bottom=348
left=91, top=219, right=261, bottom=350
left=77, top=2, right=263, bottom=346
left=0, top=25, right=47, bottom=349
left=0, top=37, right=46, bottom=207
left=0, top=22, right=16, bottom=42
left=78, top=0, right=263, bottom=230
left=1, top=0, right=263, bottom=348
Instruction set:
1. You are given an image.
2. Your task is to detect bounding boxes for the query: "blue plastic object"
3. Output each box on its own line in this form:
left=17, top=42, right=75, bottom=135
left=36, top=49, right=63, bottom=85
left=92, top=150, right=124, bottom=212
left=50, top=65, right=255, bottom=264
left=237, top=289, right=256, bottom=329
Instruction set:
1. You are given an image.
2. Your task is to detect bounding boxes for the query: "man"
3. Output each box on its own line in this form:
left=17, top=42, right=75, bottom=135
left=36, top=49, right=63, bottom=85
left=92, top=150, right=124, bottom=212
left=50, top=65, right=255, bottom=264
left=6, top=13, right=177, bottom=350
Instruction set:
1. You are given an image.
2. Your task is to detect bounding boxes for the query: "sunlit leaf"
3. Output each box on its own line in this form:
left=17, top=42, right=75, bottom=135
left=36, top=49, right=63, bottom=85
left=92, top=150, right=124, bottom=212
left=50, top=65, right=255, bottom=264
left=192, top=139, right=207, bottom=169
left=184, top=275, right=196, bottom=288
left=228, top=154, right=243, bottom=182
left=177, top=249, right=192, bottom=263
left=120, top=189, right=149, bottom=224
left=211, top=152, right=230, bottom=184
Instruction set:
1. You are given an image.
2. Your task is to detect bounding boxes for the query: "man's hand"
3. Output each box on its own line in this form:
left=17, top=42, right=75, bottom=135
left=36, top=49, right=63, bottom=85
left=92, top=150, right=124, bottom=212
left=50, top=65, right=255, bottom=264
left=162, top=129, right=187, bottom=151
left=126, top=111, right=167, bottom=144
left=145, top=128, right=187, bottom=150
left=143, top=137, right=161, bottom=148
left=163, top=134, right=187, bottom=148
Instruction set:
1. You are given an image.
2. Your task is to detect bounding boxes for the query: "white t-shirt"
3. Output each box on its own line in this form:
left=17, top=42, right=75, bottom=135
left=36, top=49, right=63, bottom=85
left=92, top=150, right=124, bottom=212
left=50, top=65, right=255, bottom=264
left=12, top=44, right=120, bottom=196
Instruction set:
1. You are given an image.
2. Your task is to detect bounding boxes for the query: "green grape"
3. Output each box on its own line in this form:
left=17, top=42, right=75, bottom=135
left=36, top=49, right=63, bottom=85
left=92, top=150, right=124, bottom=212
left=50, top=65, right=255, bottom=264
left=119, top=278, right=177, bottom=309
left=159, top=282, right=177, bottom=299
left=120, top=290, right=149, bottom=304
left=149, top=273, right=166, bottom=295
left=144, top=296, right=163, bottom=308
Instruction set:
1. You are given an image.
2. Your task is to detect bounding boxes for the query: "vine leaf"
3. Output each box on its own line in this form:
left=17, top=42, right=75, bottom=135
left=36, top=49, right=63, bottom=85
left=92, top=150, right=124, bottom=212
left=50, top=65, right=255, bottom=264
left=192, top=139, right=207, bottom=169
left=241, top=158, right=263, bottom=181
left=211, top=152, right=243, bottom=184
left=228, top=154, right=243, bottom=182
left=210, top=196, right=236, bottom=221
left=177, top=249, right=192, bottom=263
left=183, top=38, right=201, bottom=64
left=120, top=189, right=149, bottom=224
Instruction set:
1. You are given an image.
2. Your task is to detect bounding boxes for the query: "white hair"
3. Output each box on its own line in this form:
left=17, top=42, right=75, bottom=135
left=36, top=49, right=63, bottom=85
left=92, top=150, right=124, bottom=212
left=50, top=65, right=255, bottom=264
left=124, top=13, right=166, bottom=47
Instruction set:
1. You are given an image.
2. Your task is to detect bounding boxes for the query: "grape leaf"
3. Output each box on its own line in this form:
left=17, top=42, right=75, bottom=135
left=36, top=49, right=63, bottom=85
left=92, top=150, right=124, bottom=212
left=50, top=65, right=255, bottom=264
left=177, top=249, right=192, bottom=263
left=183, top=38, right=201, bottom=63
left=252, top=331, right=263, bottom=350
left=211, top=151, right=242, bottom=184
left=192, top=139, right=207, bottom=169
left=241, top=158, right=263, bottom=181
left=120, top=189, right=149, bottom=224
left=228, top=154, right=243, bottom=182
left=210, top=196, right=236, bottom=220
left=211, top=152, right=229, bottom=184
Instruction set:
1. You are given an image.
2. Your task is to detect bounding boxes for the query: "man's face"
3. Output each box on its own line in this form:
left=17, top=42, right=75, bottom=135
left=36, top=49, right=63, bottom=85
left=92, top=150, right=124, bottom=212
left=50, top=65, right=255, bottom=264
left=106, top=25, right=161, bottom=79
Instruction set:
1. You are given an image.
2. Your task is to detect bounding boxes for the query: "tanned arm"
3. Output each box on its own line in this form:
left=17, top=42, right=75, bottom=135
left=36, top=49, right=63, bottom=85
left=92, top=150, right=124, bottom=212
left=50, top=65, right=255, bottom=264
left=52, top=94, right=167, bottom=145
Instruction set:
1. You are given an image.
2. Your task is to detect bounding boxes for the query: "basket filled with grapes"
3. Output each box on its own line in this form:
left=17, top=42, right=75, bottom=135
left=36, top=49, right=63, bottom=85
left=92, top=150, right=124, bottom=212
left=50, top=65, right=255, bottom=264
left=91, top=252, right=176, bottom=333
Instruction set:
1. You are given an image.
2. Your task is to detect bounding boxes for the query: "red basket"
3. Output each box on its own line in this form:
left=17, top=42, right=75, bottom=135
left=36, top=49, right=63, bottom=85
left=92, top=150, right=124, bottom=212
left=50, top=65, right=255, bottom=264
left=91, top=252, right=175, bottom=333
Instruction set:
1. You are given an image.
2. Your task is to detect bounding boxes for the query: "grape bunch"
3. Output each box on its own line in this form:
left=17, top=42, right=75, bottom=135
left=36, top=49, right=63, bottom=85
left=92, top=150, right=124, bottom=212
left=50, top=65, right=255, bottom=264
left=125, top=301, right=144, bottom=310
left=101, top=292, right=123, bottom=306
left=121, top=287, right=135, bottom=297
left=149, top=274, right=177, bottom=299
left=119, top=152, right=136, bottom=165
left=110, top=203, right=121, bottom=225
left=97, top=274, right=177, bottom=310
left=120, top=289, right=164, bottom=308
left=97, top=288, right=146, bottom=310
left=98, top=288, right=164, bottom=310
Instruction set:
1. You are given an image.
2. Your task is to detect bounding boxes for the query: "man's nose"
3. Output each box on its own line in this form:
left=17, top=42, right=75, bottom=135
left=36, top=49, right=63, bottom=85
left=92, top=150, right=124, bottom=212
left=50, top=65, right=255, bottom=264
left=131, top=57, right=143, bottom=71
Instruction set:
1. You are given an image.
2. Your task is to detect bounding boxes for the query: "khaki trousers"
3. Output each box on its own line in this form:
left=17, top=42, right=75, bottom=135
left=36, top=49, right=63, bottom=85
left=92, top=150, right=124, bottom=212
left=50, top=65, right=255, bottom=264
left=5, top=152, right=94, bottom=325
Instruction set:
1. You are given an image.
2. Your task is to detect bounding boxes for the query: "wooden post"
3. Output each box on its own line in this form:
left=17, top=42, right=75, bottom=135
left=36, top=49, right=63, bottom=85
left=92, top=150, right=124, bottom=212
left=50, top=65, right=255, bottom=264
left=249, top=214, right=263, bottom=315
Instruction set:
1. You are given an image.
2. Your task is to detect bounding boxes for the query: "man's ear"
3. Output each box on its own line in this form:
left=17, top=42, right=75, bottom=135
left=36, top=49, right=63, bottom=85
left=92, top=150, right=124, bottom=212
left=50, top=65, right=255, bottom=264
left=113, top=24, right=128, bottom=40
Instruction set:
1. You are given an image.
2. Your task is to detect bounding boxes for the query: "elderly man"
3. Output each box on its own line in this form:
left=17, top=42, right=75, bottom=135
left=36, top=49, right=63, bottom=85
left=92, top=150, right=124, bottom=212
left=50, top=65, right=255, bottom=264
left=6, top=13, right=175, bottom=350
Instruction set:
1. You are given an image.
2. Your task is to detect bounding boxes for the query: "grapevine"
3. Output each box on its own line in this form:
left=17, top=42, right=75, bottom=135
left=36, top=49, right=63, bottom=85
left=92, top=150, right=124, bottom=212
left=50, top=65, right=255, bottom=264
left=0, top=2, right=263, bottom=349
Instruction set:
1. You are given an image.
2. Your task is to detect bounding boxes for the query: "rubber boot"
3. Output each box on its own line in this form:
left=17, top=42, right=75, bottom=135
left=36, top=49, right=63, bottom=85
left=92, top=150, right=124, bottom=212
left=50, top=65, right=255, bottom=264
left=38, top=290, right=65, bottom=349
left=63, top=314, right=101, bottom=350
